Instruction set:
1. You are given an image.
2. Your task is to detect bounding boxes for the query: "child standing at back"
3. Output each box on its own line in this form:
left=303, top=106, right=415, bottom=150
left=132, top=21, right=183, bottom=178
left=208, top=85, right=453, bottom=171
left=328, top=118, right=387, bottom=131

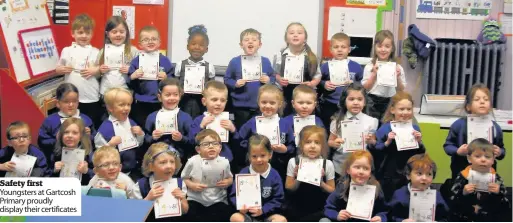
left=224, top=28, right=275, bottom=129
left=274, top=22, right=321, bottom=116
left=361, top=30, right=406, bottom=123
left=55, top=14, right=102, bottom=128
left=175, top=25, right=216, bottom=119
left=319, top=33, right=363, bottom=129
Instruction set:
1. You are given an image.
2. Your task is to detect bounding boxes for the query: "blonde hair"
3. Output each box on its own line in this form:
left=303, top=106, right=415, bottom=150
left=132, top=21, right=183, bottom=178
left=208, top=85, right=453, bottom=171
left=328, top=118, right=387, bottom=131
left=298, top=126, right=328, bottom=158
left=202, top=80, right=228, bottom=97
left=257, top=84, right=285, bottom=115
left=382, top=91, right=414, bottom=123
left=55, top=118, right=92, bottom=157
left=284, top=22, right=318, bottom=78
left=371, top=30, right=396, bottom=64
left=71, top=14, right=95, bottom=32
left=103, top=87, right=132, bottom=107
left=6, top=121, right=30, bottom=140
left=331, top=33, right=350, bottom=46
left=142, top=142, right=182, bottom=177
left=92, top=146, right=120, bottom=167
left=240, top=28, right=261, bottom=42
left=292, top=84, right=317, bottom=101
left=195, top=129, right=221, bottom=145
left=338, top=151, right=381, bottom=201
left=139, top=25, right=160, bottom=40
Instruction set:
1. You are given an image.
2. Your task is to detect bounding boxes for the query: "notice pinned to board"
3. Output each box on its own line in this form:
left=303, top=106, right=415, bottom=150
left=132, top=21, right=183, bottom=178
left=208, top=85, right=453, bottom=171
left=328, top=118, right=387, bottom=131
left=113, top=6, right=135, bottom=39
left=499, top=13, right=512, bottom=36
left=133, top=0, right=164, bottom=5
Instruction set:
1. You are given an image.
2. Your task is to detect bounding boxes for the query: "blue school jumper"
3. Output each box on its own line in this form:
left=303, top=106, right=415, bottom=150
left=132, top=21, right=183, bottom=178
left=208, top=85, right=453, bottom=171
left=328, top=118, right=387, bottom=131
left=138, top=176, right=185, bottom=222
left=443, top=117, right=505, bottom=179
left=97, top=118, right=140, bottom=173
left=319, top=59, right=363, bottom=105
left=127, top=53, right=174, bottom=103
left=0, top=144, right=49, bottom=177
left=280, top=114, right=325, bottom=142
left=50, top=148, right=94, bottom=185
left=190, top=114, right=233, bottom=161
left=388, top=185, right=449, bottom=222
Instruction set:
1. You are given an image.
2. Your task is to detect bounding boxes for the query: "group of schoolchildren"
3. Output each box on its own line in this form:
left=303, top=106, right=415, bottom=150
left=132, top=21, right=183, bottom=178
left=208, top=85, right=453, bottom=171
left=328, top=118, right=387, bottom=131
left=0, top=13, right=510, bottom=222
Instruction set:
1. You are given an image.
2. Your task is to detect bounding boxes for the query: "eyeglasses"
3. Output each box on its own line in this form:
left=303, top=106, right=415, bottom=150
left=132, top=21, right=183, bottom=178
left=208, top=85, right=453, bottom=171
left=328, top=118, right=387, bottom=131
left=96, top=162, right=121, bottom=169
left=9, top=135, right=30, bottom=141
left=141, top=38, right=159, bottom=43
left=199, top=141, right=221, bottom=148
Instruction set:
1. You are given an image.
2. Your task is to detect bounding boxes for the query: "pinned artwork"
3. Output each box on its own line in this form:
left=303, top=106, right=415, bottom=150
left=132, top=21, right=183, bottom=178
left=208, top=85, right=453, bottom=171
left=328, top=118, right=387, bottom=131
left=113, top=6, right=135, bottom=39
left=18, top=26, right=58, bottom=78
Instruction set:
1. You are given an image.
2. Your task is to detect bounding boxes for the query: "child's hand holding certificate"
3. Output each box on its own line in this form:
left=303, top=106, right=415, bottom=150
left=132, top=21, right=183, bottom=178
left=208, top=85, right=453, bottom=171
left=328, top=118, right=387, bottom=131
left=113, top=120, right=139, bottom=152
left=468, top=169, right=495, bottom=192
left=184, top=65, right=206, bottom=94
left=409, top=189, right=436, bottom=222
left=390, top=121, right=419, bottom=151
left=297, top=157, right=323, bottom=186
left=206, top=112, right=230, bottom=142
left=284, top=55, right=305, bottom=84
left=104, top=44, right=125, bottom=69
left=376, top=62, right=397, bottom=87
left=328, top=60, right=350, bottom=86
left=156, top=109, right=179, bottom=135
left=256, top=116, right=281, bottom=145
left=241, top=55, right=262, bottom=81
left=60, top=148, right=86, bottom=180
left=346, top=184, right=376, bottom=221
left=138, top=52, right=160, bottom=80
left=467, top=115, right=493, bottom=143
left=153, top=179, right=182, bottom=218
left=235, top=174, right=262, bottom=210
left=5, top=154, right=37, bottom=177
left=340, top=120, right=365, bottom=152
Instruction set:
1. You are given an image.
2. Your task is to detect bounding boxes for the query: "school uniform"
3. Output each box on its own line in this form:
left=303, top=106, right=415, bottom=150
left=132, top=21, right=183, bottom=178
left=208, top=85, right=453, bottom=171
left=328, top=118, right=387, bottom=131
left=0, top=144, right=49, bottom=177
left=443, top=117, right=505, bottom=179
left=388, top=184, right=449, bottom=222
left=99, top=45, right=139, bottom=95
left=318, top=59, right=363, bottom=129
left=127, top=52, right=174, bottom=127
left=190, top=113, right=233, bottom=162
left=175, top=58, right=216, bottom=119
left=224, top=55, right=275, bottom=129
left=50, top=147, right=94, bottom=185
left=281, top=114, right=324, bottom=146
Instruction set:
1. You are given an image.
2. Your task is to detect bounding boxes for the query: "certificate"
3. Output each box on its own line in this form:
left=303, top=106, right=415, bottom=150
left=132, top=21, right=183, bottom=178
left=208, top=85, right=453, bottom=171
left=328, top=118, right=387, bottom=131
left=69, top=44, right=93, bottom=71
left=409, top=189, right=436, bottom=222
left=255, top=116, right=281, bottom=145
left=293, top=115, right=316, bottom=146
left=5, top=154, right=37, bottom=177
left=241, top=55, right=262, bottom=81
left=155, top=109, right=179, bottom=135
left=283, top=55, right=304, bottom=84
left=468, top=169, right=495, bottom=192
left=390, top=121, right=419, bottom=151
left=206, top=112, right=230, bottom=143
left=201, top=157, right=229, bottom=187
left=60, top=148, right=86, bottom=181
left=328, top=60, right=350, bottom=86
left=153, top=178, right=182, bottom=218
left=346, top=184, right=376, bottom=221
left=467, top=115, right=493, bottom=143
left=376, top=62, right=397, bottom=87
left=297, top=157, right=323, bottom=186
left=235, top=174, right=262, bottom=210
left=183, top=65, right=206, bottom=94
left=104, top=44, right=125, bottom=69
left=139, top=52, right=160, bottom=80
left=113, top=120, right=139, bottom=152
left=340, top=120, right=365, bottom=152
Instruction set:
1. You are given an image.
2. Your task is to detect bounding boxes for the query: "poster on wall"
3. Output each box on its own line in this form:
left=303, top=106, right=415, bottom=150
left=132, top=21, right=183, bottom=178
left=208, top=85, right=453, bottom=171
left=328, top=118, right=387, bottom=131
left=346, top=0, right=386, bottom=7
left=416, top=0, right=492, bottom=20
left=8, top=0, right=29, bottom=13
left=113, top=6, right=135, bottom=39
left=327, top=7, right=377, bottom=40
left=18, top=26, right=59, bottom=78
left=133, top=0, right=164, bottom=5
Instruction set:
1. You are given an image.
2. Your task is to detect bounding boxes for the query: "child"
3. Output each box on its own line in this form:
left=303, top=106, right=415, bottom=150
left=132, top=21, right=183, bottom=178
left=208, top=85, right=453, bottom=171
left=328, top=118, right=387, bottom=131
left=38, top=83, right=95, bottom=161
left=128, top=25, right=174, bottom=127
left=327, top=83, right=378, bottom=179
left=144, top=78, right=193, bottom=166
left=94, top=87, right=145, bottom=177
left=361, top=30, right=406, bottom=123
left=443, top=83, right=505, bottom=180
left=285, top=126, right=335, bottom=222
left=88, top=146, right=135, bottom=193
left=374, top=91, right=425, bottom=200
left=319, top=33, right=363, bottom=129
left=0, top=121, right=48, bottom=177
left=388, top=154, right=449, bottom=222
left=52, top=118, right=94, bottom=185
left=236, top=84, right=295, bottom=181
left=447, top=138, right=510, bottom=222
left=175, top=24, right=216, bottom=119
left=98, top=16, right=139, bottom=95
left=128, top=142, right=188, bottom=221
left=181, top=129, right=233, bottom=222
left=224, top=28, right=275, bottom=129
left=323, top=150, right=388, bottom=222
left=273, top=22, right=321, bottom=116
left=55, top=14, right=102, bottom=128
left=229, top=134, right=287, bottom=222
left=190, top=80, right=236, bottom=162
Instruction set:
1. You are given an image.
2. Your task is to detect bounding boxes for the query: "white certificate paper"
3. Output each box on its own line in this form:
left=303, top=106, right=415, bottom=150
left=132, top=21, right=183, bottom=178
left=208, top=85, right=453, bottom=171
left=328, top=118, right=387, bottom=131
left=467, top=115, right=493, bottom=143
left=69, top=44, right=93, bottom=71
left=113, top=120, right=139, bottom=152
left=346, top=184, right=376, bottom=221
left=60, top=148, right=86, bottom=181
left=184, top=65, right=206, bottom=94
left=5, top=154, right=37, bottom=177
left=235, top=174, right=262, bottom=210
left=104, top=44, right=125, bottom=69
left=468, top=169, right=495, bottom=192
left=293, top=115, right=316, bottom=146
left=255, top=116, right=281, bottom=145
left=241, top=55, right=262, bottom=81
left=206, top=112, right=230, bottom=143
left=297, top=157, right=323, bottom=186
left=328, top=60, right=350, bottom=86
left=409, top=189, right=436, bottom=222
left=390, top=121, right=419, bottom=151
left=201, top=157, right=229, bottom=187
left=139, top=52, right=160, bottom=80
left=155, top=109, right=179, bottom=135
left=284, top=55, right=305, bottom=84
left=340, top=120, right=365, bottom=152
left=153, top=178, right=182, bottom=218
left=376, top=62, right=397, bottom=87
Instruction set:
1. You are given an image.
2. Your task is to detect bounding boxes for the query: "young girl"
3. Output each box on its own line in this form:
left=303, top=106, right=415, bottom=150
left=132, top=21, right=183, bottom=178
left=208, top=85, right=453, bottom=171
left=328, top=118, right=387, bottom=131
left=175, top=24, right=216, bottom=119
left=327, top=83, right=379, bottom=179
left=52, top=118, right=94, bottom=185
left=361, top=30, right=406, bottom=123
left=323, top=150, right=388, bottom=222
left=273, top=22, right=321, bottom=116
left=443, top=83, right=505, bottom=180
left=128, top=142, right=188, bottom=221
left=285, top=125, right=335, bottom=222
left=38, top=83, right=95, bottom=161
left=235, top=84, right=295, bottom=181
left=373, top=91, right=425, bottom=200
left=229, top=134, right=287, bottom=222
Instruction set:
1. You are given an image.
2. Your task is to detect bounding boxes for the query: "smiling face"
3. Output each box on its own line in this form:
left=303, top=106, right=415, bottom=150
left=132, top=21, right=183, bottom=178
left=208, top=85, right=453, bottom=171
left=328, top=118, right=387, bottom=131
left=249, top=145, right=272, bottom=173
left=107, top=92, right=132, bottom=121
left=202, top=88, right=227, bottom=116
left=292, top=92, right=316, bottom=118
left=286, top=24, right=307, bottom=48
left=330, top=39, right=350, bottom=60
left=187, top=34, right=208, bottom=61
left=258, top=92, right=281, bottom=117
left=240, top=33, right=262, bottom=56
left=150, top=153, right=176, bottom=181
left=62, top=123, right=81, bottom=148
left=158, top=85, right=181, bottom=110
left=347, top=157, right=372, bottom=185
left=108, top=24, right=127, bottom=46
left=57, top=91, right=79, bottom=117
left=139, top=30, right=160, bottom=53
left=391, top=99, right=413, bottom=122
left=375, top=37, right=393, bottom=61
left=94, top=154, right=122, bottom=181
left=72, top=27, right=93, bottom=47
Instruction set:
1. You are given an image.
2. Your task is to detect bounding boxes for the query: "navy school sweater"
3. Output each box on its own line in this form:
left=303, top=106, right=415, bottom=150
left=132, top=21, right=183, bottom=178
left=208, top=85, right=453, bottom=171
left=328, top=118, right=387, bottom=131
left=97, top=118, right=141, bottom=173
left=190, top=114, right=233, bottom=161
left=137, top=176, right=184, bottom=199
left=388, top=185, right=449, bottom=222
left=281, top=114, right=325, bottom=142
left=50, top=147, right=95, bottom=185
left=319, top=60, right=363, bottom=105
left=127, top=53, right=174, bottom=103
left=0, top=144, right=50, bottom=177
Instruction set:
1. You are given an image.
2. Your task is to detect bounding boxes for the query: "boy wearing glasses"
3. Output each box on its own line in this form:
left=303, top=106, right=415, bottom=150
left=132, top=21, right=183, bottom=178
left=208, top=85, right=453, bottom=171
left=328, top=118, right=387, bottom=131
left=181, top=129, right=234, bottom=221
left=88, top=146, right=135, bottom=192
left=127, top=25, right=174, bottom=127
left=0, top=121, right=49, bottom=177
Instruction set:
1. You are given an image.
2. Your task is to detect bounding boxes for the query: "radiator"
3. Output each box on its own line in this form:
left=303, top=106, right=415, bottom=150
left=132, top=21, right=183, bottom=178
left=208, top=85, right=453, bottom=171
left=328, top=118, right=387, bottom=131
left=422, top=41, right=506, bottom=106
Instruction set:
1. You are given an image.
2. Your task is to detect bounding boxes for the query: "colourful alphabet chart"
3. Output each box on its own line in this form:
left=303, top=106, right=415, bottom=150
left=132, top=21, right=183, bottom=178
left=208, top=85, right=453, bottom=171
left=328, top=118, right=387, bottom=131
left=18, top=26, right=59, bottom=78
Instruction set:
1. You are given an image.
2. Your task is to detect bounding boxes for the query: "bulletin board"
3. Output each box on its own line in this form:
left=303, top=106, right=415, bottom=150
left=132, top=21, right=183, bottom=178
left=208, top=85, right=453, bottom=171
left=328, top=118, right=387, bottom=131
left=18, top=26, right=59, bottom=78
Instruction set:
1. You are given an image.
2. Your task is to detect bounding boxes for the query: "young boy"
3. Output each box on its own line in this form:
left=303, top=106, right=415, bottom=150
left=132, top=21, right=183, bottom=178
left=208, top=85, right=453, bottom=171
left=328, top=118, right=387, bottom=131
left=88, top=146, right=135, bottom=192
left=318, top=33, right=363, bottom=129
left=181, top=129, right=233, bottom=222
left=447, top=138, right=510, bottom=222
left=94, top=87, right=145, bottom=179
left=224, top=28, right=275, bottom=129
left=55, top=14, right=102, bottom=128
left=0, top=121, right=49, bottom=177
left=388, top=154, right=449, bottom=222
left=128, top=25, right=174, bottom=127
